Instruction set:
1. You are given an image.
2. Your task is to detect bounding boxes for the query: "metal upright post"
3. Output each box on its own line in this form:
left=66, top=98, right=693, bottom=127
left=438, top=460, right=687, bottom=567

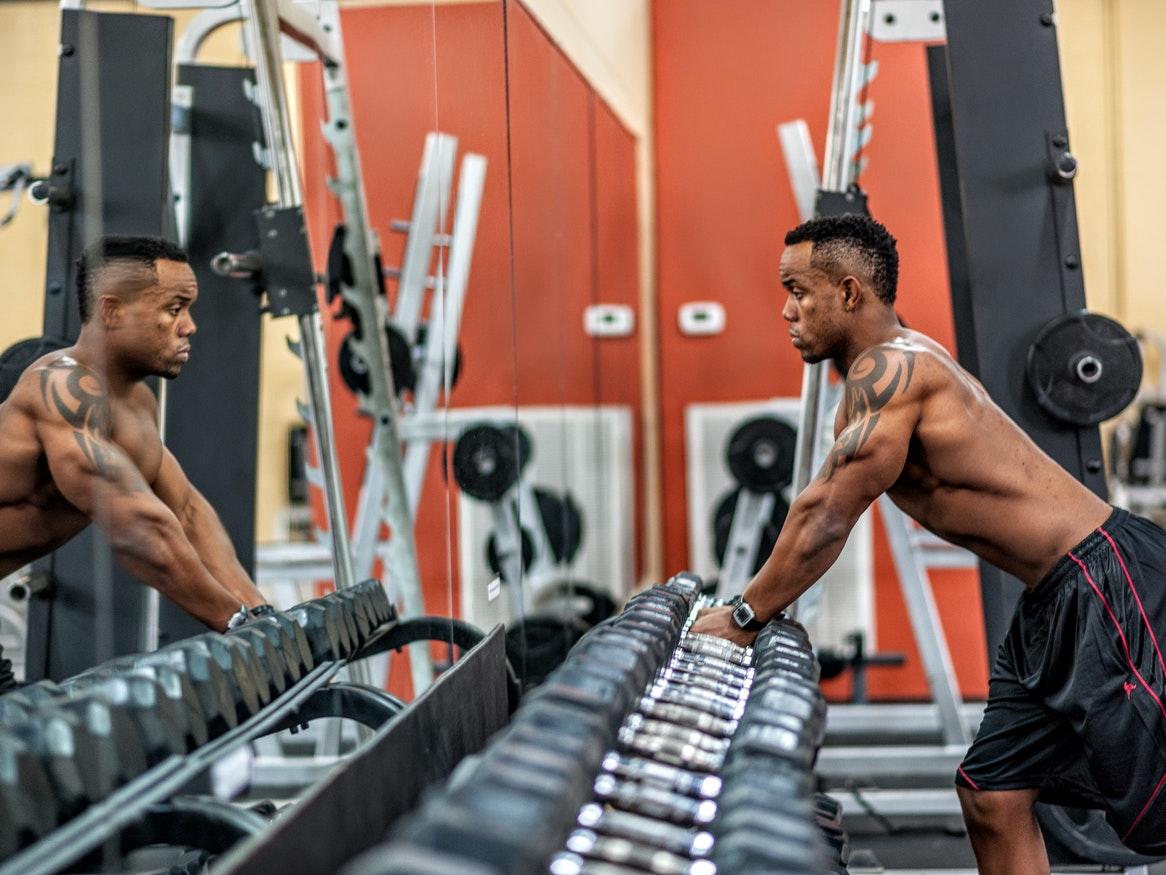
left=788, top=0, right=872, bottom=620
left=240, top=0, right=367, bottom=686
left=315, top=2, right=432, bottom=692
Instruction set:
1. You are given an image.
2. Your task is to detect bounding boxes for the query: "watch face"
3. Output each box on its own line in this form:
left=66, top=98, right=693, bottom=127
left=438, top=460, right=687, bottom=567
left=732, top=601, right=754, bottom=629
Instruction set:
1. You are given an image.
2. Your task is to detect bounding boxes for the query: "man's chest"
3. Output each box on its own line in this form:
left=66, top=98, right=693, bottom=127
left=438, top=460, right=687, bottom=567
left=109, top=401, right=163, bottom=484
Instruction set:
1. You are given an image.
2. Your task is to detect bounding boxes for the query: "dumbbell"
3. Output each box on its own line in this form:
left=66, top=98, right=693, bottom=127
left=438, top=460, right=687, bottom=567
left=678, top=634, right=753, bottom=665
left=57, top=675, right=188, bottom=766
left=617, top=727, right=725, bottom=773
left=527, top=666, right=638, bottom=733
left=178, top=634, right=263, bottom=721
left=228, top=624, right=290, bottom=697
left=710, top=821, right=830, bottom=875
left=286, top=600, right=346, bottom=663
left=344, top=842, right=503, bottom=875
left=634, top=698, right=738, bottom=738
left=64, top=660, right=210, bottom=751
left=485, top=739, right=594, bottom=800
left=402, top=771, right=578, bottom=875
left=322, top=590, right=367, bottom=652
left=559, top=830, right=714, bottom=875
left=352, top=578, right=395, bottom=626
left=654, top=665, right=750, bottom=699
left=0, top=730, right=58, bottom=856
left=592, top=773, right=717, bottom=827
left=133, top=643, right=240, bottom=739
left=600, top=752, right=722, bottom=801
left=567, top=640, right=655, bottom=695
left=258, top=611, right=316, bottom=680
left=620, top=714, right=730, bottom=758
left=668, top=651, right=753, bottom=683
left=724, top=722, right=817, bottom=771
left=575, top=804, right=715, bottom=859
left=718, top=755, right=816, bottom=802
left=645, top=685, right=744, bottom=723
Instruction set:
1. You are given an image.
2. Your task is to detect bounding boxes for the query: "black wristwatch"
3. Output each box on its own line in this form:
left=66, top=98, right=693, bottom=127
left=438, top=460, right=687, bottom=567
left=728, top=595, right=765, bottom=632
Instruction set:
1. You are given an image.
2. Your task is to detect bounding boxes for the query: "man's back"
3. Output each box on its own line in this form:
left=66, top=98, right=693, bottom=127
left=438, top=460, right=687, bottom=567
left=879, top=330, right=1110, bottom=586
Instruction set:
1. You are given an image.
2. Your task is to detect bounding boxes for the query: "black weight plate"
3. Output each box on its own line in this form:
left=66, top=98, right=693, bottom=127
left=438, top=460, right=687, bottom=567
left=0, top=335, right=67, bottom=406
left=713, top=487, right=789, bottom=572
left=453, top=424, right=520, bottom=501
left=535, top=488, right=583, bottom=564
left=1037, top=803, right=1166, bottom=867
left=726, top=416, right=797, bottom=491
left=386, top=321, right=417, bottom=395
left=415, top=321, right=464, bottom=393
left=337, top=330, right=369, bottom=395
left=485, top=527, right=534, bottom=580
left=1026, top=311, right=1142, bottom=426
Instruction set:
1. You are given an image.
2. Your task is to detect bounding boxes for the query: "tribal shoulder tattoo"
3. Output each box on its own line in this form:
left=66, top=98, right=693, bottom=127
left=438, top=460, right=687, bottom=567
left=38, top=358, right=148, bottom=493
left=820, top=344, right=916, bottom=482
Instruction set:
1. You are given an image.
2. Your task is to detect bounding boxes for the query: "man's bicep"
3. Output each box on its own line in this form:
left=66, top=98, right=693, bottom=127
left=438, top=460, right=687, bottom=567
left=35, top=364, right=149, bottom=513
left=152, top=448, right=194, bottom=519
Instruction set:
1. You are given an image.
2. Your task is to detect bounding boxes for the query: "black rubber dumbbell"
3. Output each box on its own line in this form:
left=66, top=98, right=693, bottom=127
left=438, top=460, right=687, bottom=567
left=286, top=601, right=346, bottom=663
left=0, top=730, right=59, bottom=856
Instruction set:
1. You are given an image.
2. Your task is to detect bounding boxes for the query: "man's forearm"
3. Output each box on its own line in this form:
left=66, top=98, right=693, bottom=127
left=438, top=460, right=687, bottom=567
left=107, top=509, right=240, bottom=630
left=741, top=493, right=852, bottom=621
left=182, top=493, right=266, bottom=608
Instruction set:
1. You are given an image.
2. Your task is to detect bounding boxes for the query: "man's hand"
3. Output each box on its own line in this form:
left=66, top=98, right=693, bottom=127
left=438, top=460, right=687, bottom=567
left=688, top=605, right=759, bottom=648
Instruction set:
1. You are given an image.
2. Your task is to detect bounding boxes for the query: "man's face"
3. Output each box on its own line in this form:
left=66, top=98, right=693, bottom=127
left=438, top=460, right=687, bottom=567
left=111, top=259, right=199, bottom=379
left=779, top=241, right=847, bottom=364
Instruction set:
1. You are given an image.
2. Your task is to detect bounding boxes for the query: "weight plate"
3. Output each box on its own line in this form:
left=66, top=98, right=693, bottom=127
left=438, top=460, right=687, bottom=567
left=713, top=487, right=789, bottom=574
left=415, top=321, right=464, bottom=393
left=453, top=424, right=521, bottom=501
left=726, top=416, right=797, bottom=492
left=1037, top=803, right=1165, bottom=866
left=337, top=330, right=370, bottom=395
left=1026, top=311, right=1142, bottom=426
left=533, top=581, right=617, bottom=628
left=485, top=487, right=583, bottom=576
left=0, top=336, right=68, bottom=406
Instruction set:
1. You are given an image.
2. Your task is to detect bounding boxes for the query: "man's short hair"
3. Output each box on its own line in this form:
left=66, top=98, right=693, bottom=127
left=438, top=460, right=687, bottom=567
left=75, top=235, right=189, bottom=323
left=784, top=214, right=899, bottom=304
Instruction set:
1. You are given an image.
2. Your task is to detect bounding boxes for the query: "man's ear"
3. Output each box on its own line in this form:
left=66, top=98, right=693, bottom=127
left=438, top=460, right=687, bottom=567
left=97, top=294, right=122, bottom=329
left=839, top=275, right=863, bottom=312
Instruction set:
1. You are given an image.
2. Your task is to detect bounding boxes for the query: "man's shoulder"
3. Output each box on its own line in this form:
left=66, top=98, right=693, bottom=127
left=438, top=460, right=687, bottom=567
left=20, top=351, right=114, bottom=435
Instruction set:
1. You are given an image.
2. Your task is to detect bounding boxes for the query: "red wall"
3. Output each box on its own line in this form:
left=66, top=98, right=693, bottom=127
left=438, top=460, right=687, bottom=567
left=297, top=2, right=642, bottom=691
left=653, top=1, right=988, bottom=699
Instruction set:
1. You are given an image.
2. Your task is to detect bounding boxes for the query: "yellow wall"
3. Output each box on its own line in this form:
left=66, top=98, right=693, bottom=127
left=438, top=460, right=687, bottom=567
left=1060, top=0, right=1166, bottom=348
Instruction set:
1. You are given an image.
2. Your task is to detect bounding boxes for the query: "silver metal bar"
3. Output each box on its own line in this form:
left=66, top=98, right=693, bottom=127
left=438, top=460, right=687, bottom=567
left=879, top=495, right=968, bottom=746
left=816, top=743, right=967, bottom=780
left=174, top=5, right=241, bottom=66
left=402, top=152, right=486, bottom=515
left=718, top=491, right=776, bottom=596
left=393, top=133, right=457, bottom=341
left=777, top=119, right=820, bottom=223
left=169, top=84, right=193, bottom=247
left=490, top=498, right=526, bottom=621
left=824, top=702, right=984, bottom=740
left=788, top=0, right=872, bottom=623
left=274, top=0, right=341, bottom=65
left=240, top=0, right=301, bottom=207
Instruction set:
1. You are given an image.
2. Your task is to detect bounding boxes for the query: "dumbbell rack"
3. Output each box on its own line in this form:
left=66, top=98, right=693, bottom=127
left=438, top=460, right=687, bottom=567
left=0, top=581, right=403, bottom=875
left=346, top=573, right=849, bottom=875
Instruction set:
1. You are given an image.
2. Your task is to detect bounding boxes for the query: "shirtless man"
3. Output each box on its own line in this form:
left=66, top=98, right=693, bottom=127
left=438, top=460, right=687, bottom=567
left=691, top=214, right=1166, bottom=868
left=0, top=235, right=267, bottom=637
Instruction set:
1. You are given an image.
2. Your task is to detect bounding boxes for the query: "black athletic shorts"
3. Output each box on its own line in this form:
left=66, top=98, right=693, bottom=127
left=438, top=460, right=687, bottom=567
left=955, top=507, right=1166, bottom=854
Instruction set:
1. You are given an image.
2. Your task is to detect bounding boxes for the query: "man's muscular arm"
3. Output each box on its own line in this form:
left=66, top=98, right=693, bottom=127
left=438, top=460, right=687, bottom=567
left=33, top=360, right=241, bottom=630
left=152, top=449, right=265, bottom=609
left=692, top=344, right=920, bottom=644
